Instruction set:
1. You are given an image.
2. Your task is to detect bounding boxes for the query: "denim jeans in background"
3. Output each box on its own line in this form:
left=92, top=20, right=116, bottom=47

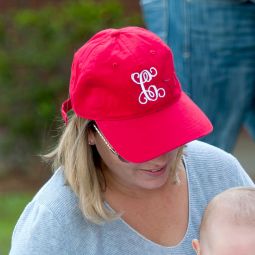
left=140, top=0, right=255, bottom=152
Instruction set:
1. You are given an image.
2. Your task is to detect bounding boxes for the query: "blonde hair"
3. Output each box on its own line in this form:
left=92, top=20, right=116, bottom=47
left=200, top=186, right=255, bottom=239
left=44, top=114, right=184, bottom=224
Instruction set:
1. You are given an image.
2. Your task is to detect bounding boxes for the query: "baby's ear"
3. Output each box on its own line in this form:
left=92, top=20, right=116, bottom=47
left=192, top=239, right=200, bottom=255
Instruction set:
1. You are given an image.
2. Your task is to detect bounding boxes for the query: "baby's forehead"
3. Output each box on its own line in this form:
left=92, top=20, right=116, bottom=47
left=209, top=224, right=255, bottom=254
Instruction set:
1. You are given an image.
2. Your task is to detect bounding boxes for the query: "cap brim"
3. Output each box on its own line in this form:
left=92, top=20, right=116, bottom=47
left=96, top=92, right=213, bottom=163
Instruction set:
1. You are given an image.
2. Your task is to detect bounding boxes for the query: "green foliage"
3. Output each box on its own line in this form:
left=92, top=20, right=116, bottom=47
left=0, top=0, right=142, bottom=172
left=0, top=193, right=34, bottom=254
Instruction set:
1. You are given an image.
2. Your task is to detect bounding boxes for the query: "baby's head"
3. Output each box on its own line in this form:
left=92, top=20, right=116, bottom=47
left=192, top=187, right=255, bottom=255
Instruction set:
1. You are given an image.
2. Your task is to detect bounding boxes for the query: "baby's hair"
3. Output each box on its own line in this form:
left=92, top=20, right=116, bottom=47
left=200, top=186, right=255, bottom=238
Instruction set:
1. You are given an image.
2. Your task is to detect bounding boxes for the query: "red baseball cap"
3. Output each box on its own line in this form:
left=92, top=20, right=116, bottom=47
left=62, top=26, right=213, bottom=163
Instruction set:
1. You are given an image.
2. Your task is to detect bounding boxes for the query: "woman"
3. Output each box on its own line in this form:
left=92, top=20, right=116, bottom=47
left=10, top=26, right=253, bottom=255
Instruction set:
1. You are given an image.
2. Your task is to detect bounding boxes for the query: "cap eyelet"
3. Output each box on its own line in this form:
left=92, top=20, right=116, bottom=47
left=112, top=62, right=118, bottom=68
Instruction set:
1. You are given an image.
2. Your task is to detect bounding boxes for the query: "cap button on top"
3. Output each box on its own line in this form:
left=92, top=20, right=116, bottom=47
left=111, top=30, right=121, bottom=37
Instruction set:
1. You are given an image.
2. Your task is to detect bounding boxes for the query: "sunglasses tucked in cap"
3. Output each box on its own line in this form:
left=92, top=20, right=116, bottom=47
left=62, top=26, right=213, bottom=163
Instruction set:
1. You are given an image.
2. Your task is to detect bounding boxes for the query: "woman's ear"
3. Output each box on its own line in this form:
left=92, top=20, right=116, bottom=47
left=88, top=128, right=96, bottom=145
left=192, top=239, right=201, bottom=255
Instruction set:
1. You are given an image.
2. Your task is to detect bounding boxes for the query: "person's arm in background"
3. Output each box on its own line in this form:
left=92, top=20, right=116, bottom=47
left=139, top=0, right=169, bottom=43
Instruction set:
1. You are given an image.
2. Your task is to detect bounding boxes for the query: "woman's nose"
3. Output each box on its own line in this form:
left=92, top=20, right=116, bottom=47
left=140, top=153, right=169, bottom=168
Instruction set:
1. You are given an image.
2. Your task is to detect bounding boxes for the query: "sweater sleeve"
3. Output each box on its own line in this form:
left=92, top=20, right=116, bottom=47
left=230, top=154, right=254, bottom=186
left=9, top=201, right=71, bottom=255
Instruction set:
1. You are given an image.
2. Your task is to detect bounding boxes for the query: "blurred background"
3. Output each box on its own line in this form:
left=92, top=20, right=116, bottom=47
left=0, top=1, right=142, bottom=253
left=0, top=1, right=254, bottom=254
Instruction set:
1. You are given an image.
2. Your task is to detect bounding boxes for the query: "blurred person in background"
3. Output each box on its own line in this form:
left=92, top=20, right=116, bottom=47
left=140, top=0, right=255, bottom=152
left=10, top=26, right=253, bottom=255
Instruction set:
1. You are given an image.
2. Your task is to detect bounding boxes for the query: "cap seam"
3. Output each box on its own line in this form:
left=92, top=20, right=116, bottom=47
left=91, top=93, right=181, bottom=121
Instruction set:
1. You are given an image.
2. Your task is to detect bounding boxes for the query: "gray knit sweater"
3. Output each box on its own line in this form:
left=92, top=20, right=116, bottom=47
left=10, top=141, right=254, bottom=255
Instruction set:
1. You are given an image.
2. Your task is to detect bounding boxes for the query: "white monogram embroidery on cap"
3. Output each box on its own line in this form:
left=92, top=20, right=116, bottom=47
left=131, top=67, right=166, bottom=104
